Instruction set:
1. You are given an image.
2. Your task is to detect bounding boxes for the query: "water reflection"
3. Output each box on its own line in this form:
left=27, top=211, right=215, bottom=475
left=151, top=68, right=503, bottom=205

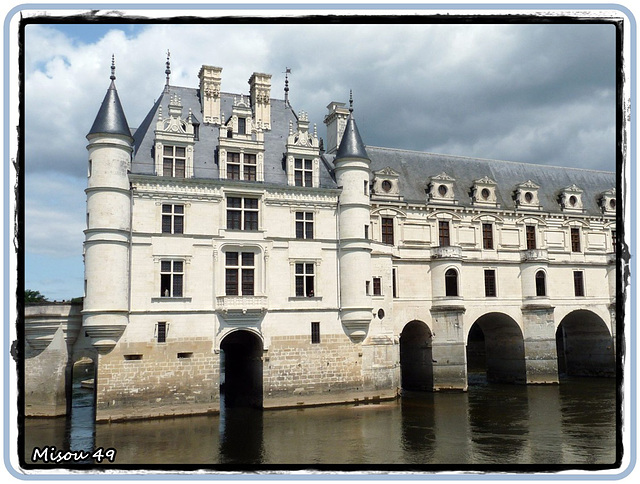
left=468, top=380, right=529, bottom=464
left=399, top=391, right=436, bottom=463
left=219, top=405, right=265, bottom=464
left=22, top=378, right=617, bottom=467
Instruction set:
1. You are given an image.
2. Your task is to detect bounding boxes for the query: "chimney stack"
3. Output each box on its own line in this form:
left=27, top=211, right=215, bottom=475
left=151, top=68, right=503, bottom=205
left=249, top=72, right=272, bottom=130
left=198, top=65, right=222, bottom=124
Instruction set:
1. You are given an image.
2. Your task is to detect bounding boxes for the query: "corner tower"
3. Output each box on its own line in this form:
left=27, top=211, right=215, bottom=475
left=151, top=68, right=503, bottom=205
left=335, top=95, right=373, bottom=341
left=83, top=58, right=133, bottom=353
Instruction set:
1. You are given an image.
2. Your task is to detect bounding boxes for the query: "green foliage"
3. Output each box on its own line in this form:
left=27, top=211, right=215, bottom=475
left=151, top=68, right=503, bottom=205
left=24, top=289, right=47, bottom=304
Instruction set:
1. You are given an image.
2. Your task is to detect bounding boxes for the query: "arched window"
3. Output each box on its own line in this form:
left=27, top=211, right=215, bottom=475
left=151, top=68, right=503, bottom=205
left=445, top=269, right=458, bottom=297
left=535, top=270, right=546, bottom=297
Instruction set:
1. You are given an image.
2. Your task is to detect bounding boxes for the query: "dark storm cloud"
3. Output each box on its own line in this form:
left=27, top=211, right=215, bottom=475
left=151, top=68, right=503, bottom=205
left=25, top=21, right=617, bottom=181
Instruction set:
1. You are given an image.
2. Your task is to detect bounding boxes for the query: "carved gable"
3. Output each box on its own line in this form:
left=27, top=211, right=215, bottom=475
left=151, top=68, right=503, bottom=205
left=515, top=180, right=541, bottom=210
left=428, top=172, right=456, bottom=204
left=372, top=166, right=402, bottom=200
left=560, top=184, right=585, bottom=213
left=471, top=176, right=499, bottom=207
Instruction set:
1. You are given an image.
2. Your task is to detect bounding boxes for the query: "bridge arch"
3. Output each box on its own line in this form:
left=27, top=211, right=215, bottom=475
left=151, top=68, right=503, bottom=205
left=556, top=310, right=615, bottom=377
left=220, top=329, right=264, bottom=408
left=399, top=320, right=433, bottom=392
left=467, top=312, right=526, bottom=385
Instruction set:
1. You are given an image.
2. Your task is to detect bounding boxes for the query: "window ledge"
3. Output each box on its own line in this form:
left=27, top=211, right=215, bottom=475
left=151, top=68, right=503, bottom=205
left=151, top=297, right=192, bottom=303
left=288, top=296, right=323, bottom=302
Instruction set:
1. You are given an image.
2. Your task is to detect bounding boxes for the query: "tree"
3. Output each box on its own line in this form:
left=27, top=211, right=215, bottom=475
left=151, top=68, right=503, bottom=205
left=24, top=289, right=47, bottom=304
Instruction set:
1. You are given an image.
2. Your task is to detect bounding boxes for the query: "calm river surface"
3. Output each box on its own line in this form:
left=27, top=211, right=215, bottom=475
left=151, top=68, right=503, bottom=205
left=23, top=376, right=619, bottom=469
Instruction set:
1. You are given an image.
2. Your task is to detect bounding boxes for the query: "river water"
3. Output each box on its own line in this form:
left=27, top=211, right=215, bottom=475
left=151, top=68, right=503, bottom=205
left=22, top=375, right=619, bottom=470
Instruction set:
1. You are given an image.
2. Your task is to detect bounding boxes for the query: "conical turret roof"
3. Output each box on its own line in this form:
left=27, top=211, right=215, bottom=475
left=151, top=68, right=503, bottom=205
left=87, top=60, right=131, bottom=138
left=335, top=98, right=369, bottom=161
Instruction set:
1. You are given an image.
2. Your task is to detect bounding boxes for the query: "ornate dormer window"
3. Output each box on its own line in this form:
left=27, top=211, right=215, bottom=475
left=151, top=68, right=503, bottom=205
left=223, top=95, right=254, bottom=140
left=515, top=180, right=541, bottom=210
left=600, top=188, right=616, bottom=215
left=471, top=176, right=498, bottom=207
left=154, top=94, right=196, bottom=178
left=560, top=184, right=585, bottom=213
left=427, top=172, right=456, bottom=205
left=372, top=167, right=402, bottom=200
left=285, top=111, right=321, bottom=188
left=218, top=95, right=265, bottom=182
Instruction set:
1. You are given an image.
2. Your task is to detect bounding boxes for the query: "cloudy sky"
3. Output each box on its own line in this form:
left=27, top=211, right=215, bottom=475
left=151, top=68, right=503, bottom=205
left=21, top=9, right=619, bottom=301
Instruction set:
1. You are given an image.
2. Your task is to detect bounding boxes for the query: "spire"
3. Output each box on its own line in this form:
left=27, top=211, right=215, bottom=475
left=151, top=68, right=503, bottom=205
left=284, top=67, right=291, bottom=106
left=335, top=92, right=369, bottom=161
left=87, top=55, right=132, bottom=139
left=110, top=55, right=116, bottom=82
left=164, top=50, right=171, bottom=92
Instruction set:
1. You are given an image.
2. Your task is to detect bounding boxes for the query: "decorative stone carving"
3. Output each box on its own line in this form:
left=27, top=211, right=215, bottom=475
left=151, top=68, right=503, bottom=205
left=372, top=166, right=402, bottom=200
left=428, top=172, right=457, bottom=204
left=471, top=176, right=498, bottom=207
left=560, top=184, right=585, bottom=213
left=515, top=180, right=541, bottom=210
left=600, top=188, right=616, bottom=215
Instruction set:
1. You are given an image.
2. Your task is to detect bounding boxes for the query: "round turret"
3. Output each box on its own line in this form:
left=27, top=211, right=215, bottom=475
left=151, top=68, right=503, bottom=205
left=83, top=58, right=133, bottom=353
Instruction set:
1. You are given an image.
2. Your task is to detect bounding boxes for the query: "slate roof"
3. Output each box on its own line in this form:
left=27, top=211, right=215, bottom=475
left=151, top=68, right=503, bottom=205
left=130, top=85, right=615, bottom=217
left=363, top=146, right=615, bottom=217
left=131, top=85, right=338, bottom=188
left=335, top=113, right=370, bottom=161
left=88, top=80, right=132, bottom=139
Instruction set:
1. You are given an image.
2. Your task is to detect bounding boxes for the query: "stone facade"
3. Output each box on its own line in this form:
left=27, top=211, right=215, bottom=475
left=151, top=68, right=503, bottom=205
left=24, top=61, right=617, bottom=420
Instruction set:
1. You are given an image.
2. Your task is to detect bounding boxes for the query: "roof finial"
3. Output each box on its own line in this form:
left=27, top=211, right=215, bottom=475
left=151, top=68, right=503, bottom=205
left=110, top=55, right=116, bottom=81
left=165, top=50, right=171, bottom=92
left=284, top=67, right=291, bottom=106
left=349, top=90, right=353, bottom=113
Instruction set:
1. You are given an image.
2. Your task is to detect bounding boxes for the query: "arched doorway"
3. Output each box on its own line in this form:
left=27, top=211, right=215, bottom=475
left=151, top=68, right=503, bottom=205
left=467, top=313, right=526, bottom=385
left=556, top=310, right=615, bottom=377
left=399, top=320, right=433, bottom=392
left=220, top=330, right=263, bottom=408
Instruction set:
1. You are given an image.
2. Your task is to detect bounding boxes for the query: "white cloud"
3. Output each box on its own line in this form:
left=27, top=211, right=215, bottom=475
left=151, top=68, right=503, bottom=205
left=21, top=17, right=619, bottom=299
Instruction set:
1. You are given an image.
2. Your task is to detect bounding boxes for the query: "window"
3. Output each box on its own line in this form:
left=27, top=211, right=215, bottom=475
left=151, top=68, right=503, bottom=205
left=160, top=260, right=183, bottom=297
left=392, top=268, right=397, bottom=298
left=535, top=271, right=546, bottom=297
left=156, top=322, right=167, bottom=343
left=573, top=271, right=585, bottom=297
left=482, top=223, right=493, bottom=250
left=373, top=277, right=382, bottom=296
left=296, top=212, right=314, bottom=239
left=484, top=270, right=496, bottom=297
left=311, top=322, right=321, bottom=344
left=439, top=221, right=450, bottom=247
left=526, top=225, right=536, bottom=250
left=244, top=154, right=257, bottom=181
left=294, top=158, right=313, bottom=187
left=227, top=152, right=241, bottom=180
left=364, top=225, right=369, bottom=239
left=227, top=197, right=259, bottom=231
left=225, top=252, right=255, bottom=296
left=163, top=145, right=186, bottom=178
left=445, top=268, right=458, bottom=297
left=295, top=263, right=315, bottom=297
left=227, top=152, right=256, bottom=181
left=364, top=180, right=369, bottom=196
left=382, top=217, right=394, bottom=245
left=162, top=204, right=184, bottom=234
left=571, top=228, right=581, bottom=252
left=612, top=230, right=617, bottom=249
left=238, top=117, right=246, bottom=135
